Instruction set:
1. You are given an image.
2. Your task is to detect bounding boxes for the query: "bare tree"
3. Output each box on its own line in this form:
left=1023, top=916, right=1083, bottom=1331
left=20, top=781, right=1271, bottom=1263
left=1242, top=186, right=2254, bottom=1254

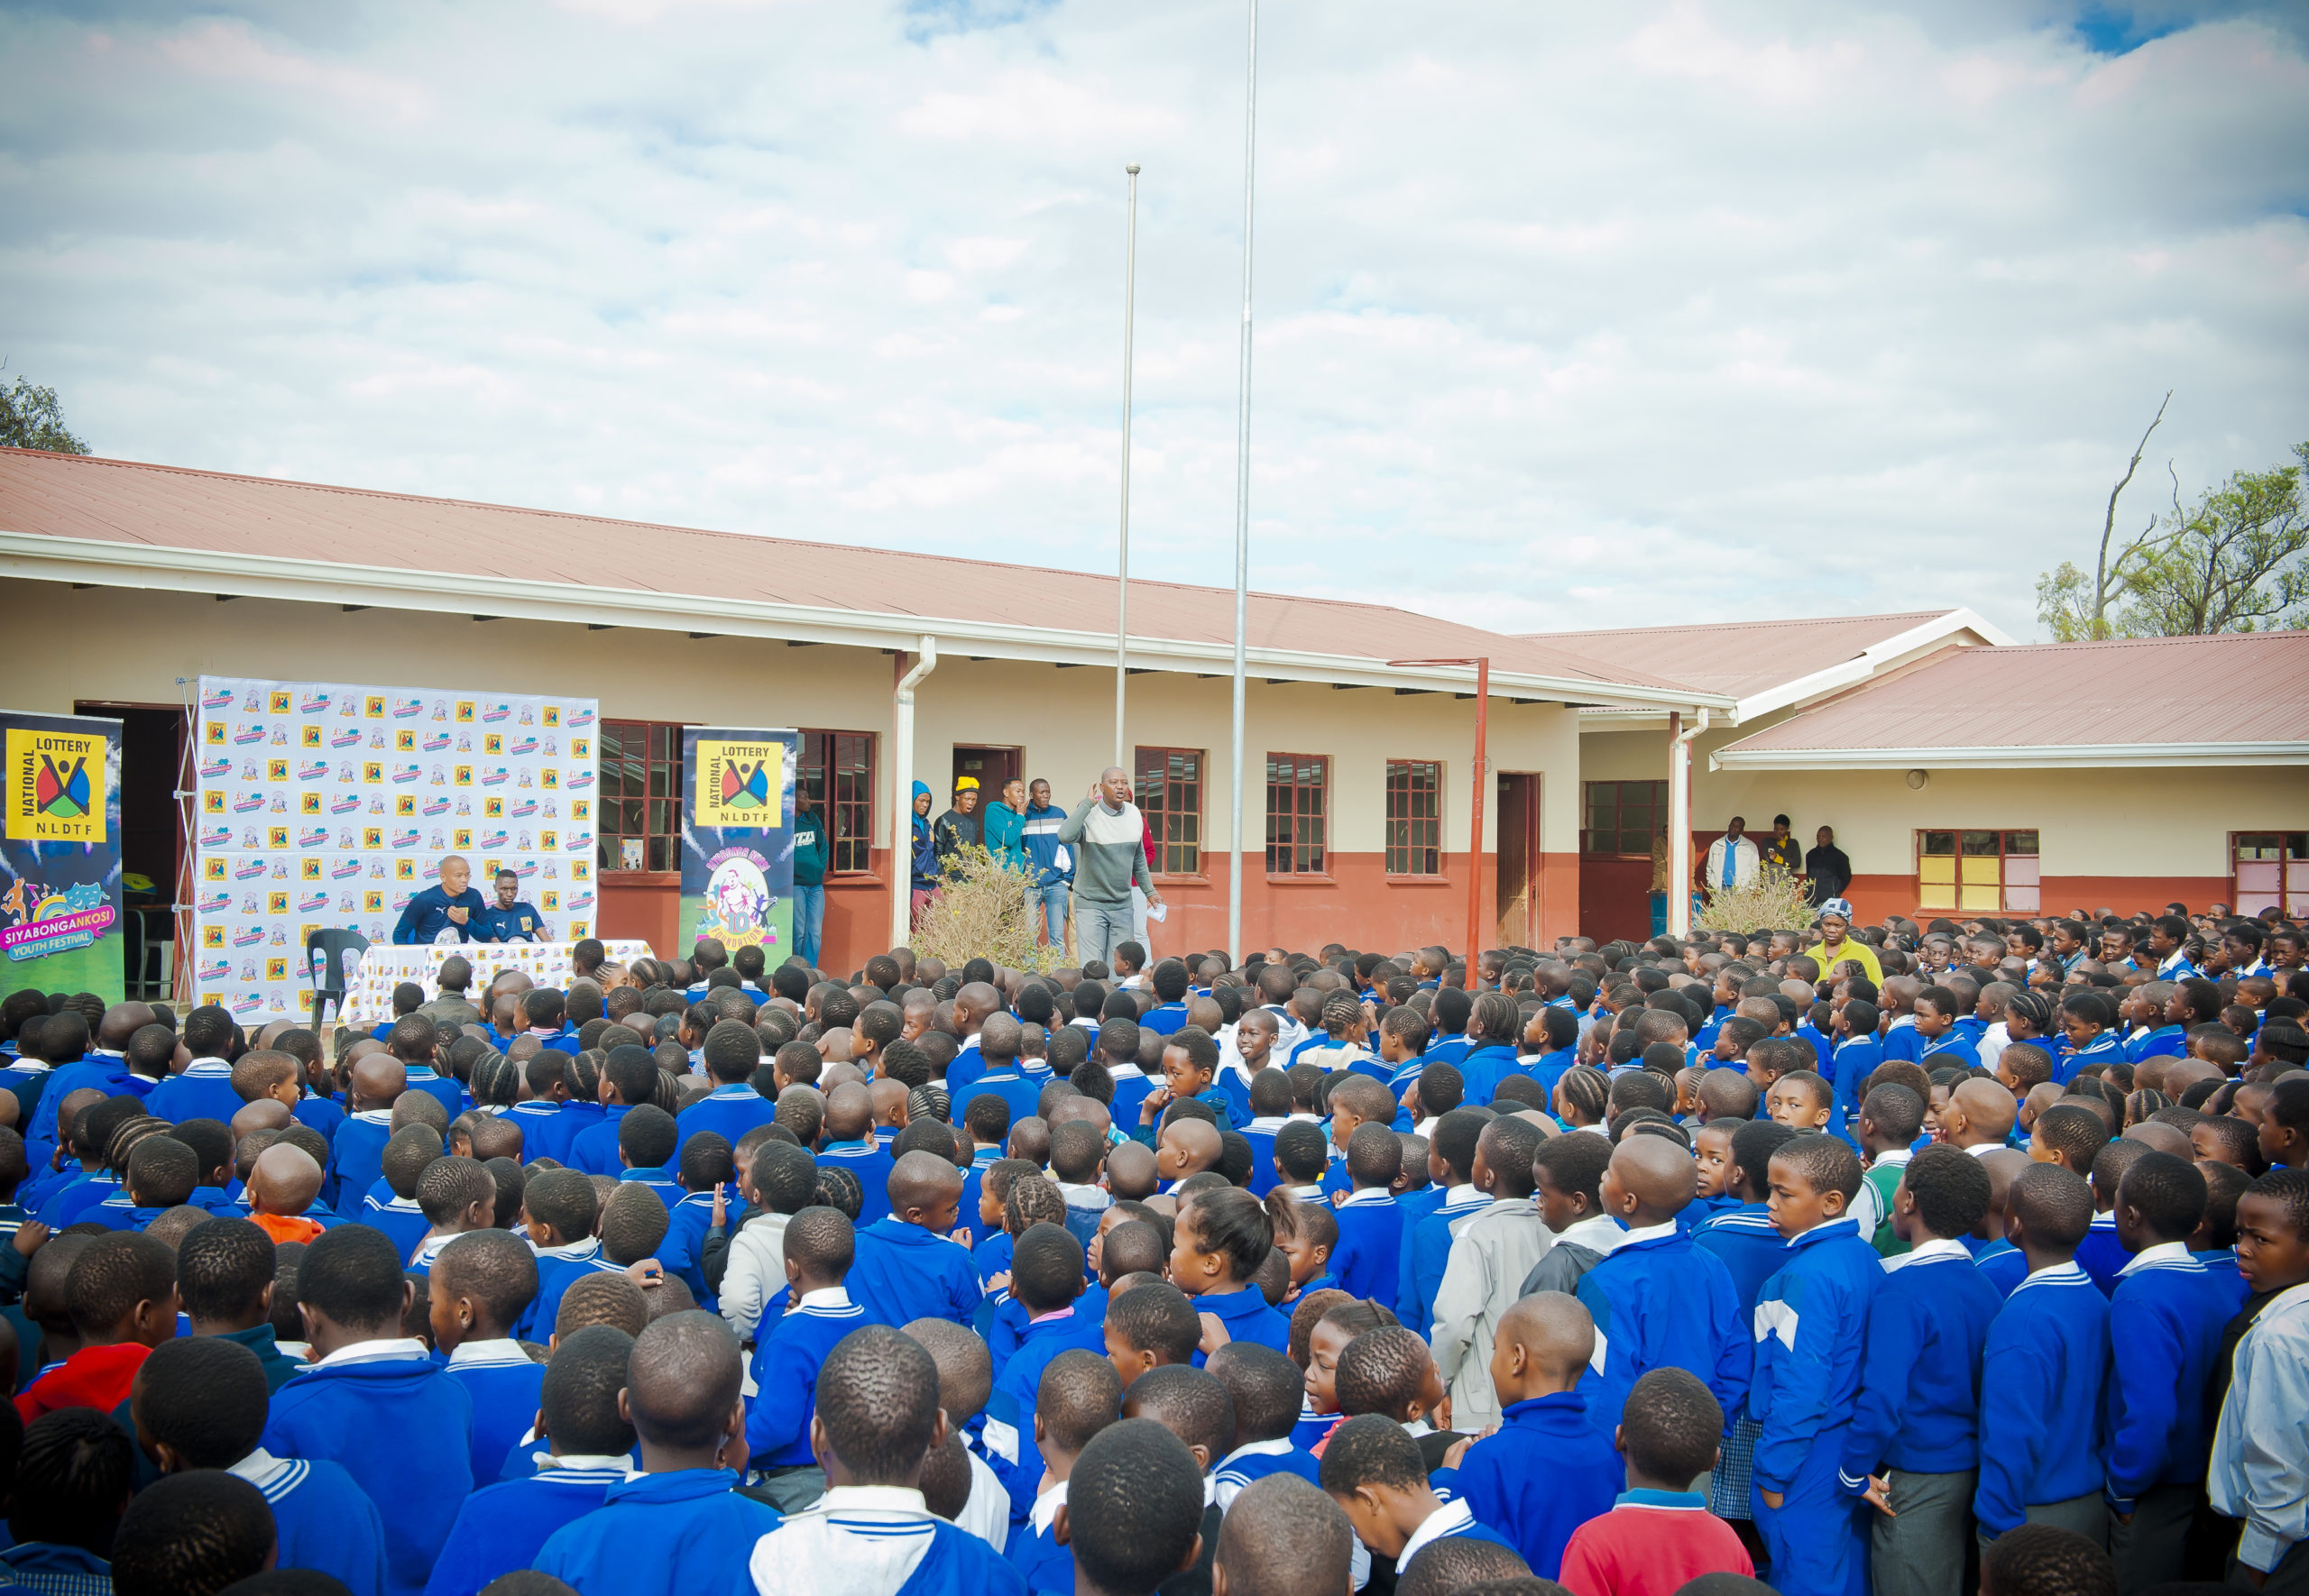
left=2036, top=391, right=2171, bottom=640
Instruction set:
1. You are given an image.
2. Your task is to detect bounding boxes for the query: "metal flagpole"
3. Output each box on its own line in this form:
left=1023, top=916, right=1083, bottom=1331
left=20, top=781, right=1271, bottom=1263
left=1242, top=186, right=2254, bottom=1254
left=1227, top=0, right=1257, bottom=967
left=1117, top=163, right=1140, bottom=771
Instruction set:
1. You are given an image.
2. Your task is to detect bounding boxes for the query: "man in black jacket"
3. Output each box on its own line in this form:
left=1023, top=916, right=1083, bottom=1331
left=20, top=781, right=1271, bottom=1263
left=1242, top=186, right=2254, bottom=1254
left=1804, top=824, right=1852, bottom=908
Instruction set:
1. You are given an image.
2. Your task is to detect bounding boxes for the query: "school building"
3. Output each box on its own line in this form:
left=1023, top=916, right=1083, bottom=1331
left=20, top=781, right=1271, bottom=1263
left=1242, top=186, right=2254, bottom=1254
left=4, top=445, right=2303, bottom=985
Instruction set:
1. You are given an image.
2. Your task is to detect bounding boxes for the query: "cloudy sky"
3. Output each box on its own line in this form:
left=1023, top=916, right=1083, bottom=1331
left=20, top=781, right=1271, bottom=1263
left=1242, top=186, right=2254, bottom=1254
left=4, top=0, right=2304, bottom=641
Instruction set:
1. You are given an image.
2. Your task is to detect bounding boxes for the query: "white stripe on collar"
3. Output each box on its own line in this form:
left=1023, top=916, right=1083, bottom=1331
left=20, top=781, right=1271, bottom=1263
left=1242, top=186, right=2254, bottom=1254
left=1883, top=1236, right=1972, bottom=1271
left=447, top=1338, right=537, bottom=1369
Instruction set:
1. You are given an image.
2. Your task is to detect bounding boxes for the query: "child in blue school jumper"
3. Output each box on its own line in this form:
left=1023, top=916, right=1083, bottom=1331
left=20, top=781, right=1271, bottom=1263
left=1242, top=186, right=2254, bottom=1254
left=536, top=1184, right=667, bottom=1341
left=1240, top=1068, right=1306, bottom=1197
left=815, top=1083, right=897, bottom=1227
left=2055, top=991, right=2123, bottom=1086
left=1744, top=1133, right=1882, bottom=1596
left=1838, top=1145, right=2003, bottom=1596
left=984, top=1224, right=1109, bottom=1527
left=429, top=1229, right=547, bottom=1490
left=845, top=1150, right=980, bottom=1330
left=1972, top=1163, right=2110, bottom=1552
left=1521, top=1004, right=1581, bottom=1102
left=1452, top=1293, right=1624, bottom=1579
left=422, top=1325, right=639, bottom=1596
left=1005, top=1346, right=1123, bottom=1590
left=2102, top=1151, right=2241, bottom=1587
left=744, top=1324, right=1025, bottom=1594
left=1400, top=1109, right=1492, bottom=1335
left=1576, top=1136, right=1752, bottom=1437
left=533, top=1313, right=782, bottom=1596
left=1323, top=1414, right=1520, bottom=1575
left=133, top=1335, right=391, bottom=1596
left=567, top=1046, right=656, bottom=1178
left=259, top=1225, right=474, bottom=1596
left=507, top=1054, right=579, bottom=1164
left=2077, top=1139, right=2149, bottom=1296
left=1825, top=1000, right=1884, bottom=1148
left=745, top=1206, right=866, bottom=1512
left=1134, top=1027, right=1245, bottom=1138
left=1172, top=1187, right=1292, bottom=1359
left=515, top=1168, right=606, bottom=1342
left=1330, top=1124, right=1407, bottom=1304
left=1914, top=987, right=1981, bottom=1071
left=676, top=1023, right=779, bottom=1147
left=657, top=1133, right=737, bottom=1305
left=1206, top=1343, right=1326, bottom=1509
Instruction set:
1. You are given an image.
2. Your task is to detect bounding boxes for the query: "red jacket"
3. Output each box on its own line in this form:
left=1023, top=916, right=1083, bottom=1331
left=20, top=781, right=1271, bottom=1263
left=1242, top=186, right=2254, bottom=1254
left=1558, top=1495, right=1755, bottom=1596
left=15, top=1341, right=154, bottom=1424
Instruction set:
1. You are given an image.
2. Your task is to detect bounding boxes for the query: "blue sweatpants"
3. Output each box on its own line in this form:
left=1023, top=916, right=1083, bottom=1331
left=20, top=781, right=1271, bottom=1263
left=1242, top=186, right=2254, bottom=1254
left=1754, top=1432, right=1869, bottom=1596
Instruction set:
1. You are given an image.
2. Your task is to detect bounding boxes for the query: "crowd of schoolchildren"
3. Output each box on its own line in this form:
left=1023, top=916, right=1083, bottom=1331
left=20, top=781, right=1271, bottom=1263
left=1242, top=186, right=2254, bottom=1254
left=0, top=902, right=2304, bottom=1596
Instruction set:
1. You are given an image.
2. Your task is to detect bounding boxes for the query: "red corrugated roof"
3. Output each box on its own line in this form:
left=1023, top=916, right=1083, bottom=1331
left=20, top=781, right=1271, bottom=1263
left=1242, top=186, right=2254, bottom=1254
left=0, top=446, right=1689, bottom=693
left=1720, top=631, right=2309, bottom=753
left=1541, top=610, right=1972, bottom=701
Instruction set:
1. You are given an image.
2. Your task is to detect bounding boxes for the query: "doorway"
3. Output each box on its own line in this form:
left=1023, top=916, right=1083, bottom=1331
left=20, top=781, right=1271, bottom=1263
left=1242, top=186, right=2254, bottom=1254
left=1495, top=773, right=1541, bottom=949
left=75, top=701, right=188, bottom=1000
left=950, top=746, right=1021, bottom=803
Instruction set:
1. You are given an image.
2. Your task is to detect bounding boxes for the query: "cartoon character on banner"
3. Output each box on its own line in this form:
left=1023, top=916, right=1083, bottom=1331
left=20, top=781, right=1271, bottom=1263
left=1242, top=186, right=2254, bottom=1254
left=704, top=850, right=774, bottom=949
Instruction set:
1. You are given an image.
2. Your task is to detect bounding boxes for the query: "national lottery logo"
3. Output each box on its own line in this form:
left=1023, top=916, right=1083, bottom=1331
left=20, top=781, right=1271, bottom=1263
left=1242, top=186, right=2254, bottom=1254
left=332, top=728, right=363, bottom=748
left=566, top=767, right=594, bottom=790
left=233, top=723, right=267, bottom=745
left=201, top=687, right=236, bottom=711
left=298, top=760, right=329, bottom=782
left=233, top=925, right=267, bottom=947
left=332, top=859, right=363, bottom=879
left=299, top=891, right=330, bottom=913
left=482, top=702, right=511, bottom=723
left=198, top=958, right=232, bottom=984
left=198, top=891, right=231, bottom=913
left=200, top=757, right=232, bottom=778
left=233, top=793, right=265, bottom=813
left=480, top=767, right=509, bottom=786
left=392, top=697, right=424, bottom=720
left=199, top=824, right=232, bottom=848
left=300, top=692, right=331, bottom=714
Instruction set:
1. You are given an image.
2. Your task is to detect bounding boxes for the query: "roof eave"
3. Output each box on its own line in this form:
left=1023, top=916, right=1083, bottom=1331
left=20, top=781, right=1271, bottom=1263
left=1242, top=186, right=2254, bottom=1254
left=0, top=530, right=1732, bottom=712
left=1710, top=741, right=2309, bottom=771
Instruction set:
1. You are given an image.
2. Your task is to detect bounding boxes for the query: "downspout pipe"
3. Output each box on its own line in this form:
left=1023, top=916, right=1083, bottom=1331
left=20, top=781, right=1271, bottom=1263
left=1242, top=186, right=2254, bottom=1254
left=1668, top=706, right=1710, bottom=940
left=892, top=637, right=938, bottom=952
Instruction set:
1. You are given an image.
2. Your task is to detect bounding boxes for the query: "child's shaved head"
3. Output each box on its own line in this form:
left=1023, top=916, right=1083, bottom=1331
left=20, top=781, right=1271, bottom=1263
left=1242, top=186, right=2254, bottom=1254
left=1493, top=1289, right=1595, bottom=1381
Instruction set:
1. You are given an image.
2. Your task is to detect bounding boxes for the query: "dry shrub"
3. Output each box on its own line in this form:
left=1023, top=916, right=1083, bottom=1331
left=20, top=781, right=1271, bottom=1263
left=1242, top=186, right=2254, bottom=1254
left=911, top=845, right=1067, bottom=974
left=1695, top=870, right=1820, bottom=938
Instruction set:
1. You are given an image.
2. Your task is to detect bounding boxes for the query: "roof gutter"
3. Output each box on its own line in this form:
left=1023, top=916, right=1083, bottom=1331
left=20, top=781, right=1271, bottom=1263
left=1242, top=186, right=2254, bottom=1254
left=891, top=638, right=937, bottom=952
left=0, top=531, right=1732, bottom=715
left=1711, top=741, right=2309, bottom=771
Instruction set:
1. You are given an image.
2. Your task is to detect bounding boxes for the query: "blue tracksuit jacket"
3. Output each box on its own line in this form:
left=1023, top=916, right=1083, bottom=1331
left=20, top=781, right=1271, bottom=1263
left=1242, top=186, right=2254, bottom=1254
left=1973, top=1261, right=2109, bottom=1536
left=848, top=1217, right=980, bottom=1328
left=1454, top=1392, right=1624, bottom=1578
left=533, top=1468, right=781, bottom=1596
left=1330, top=1188, right=1406, bottom=1304
left=2103, top=1243, right=2237, bottom=1509
left=1576, top=1223, right=1752, bottom=1436
left=747, top=1288, right=868, bottom=1466
left=422, top=1462, right=625, bottom=1596
left=445, top=1343, right=548, bottom=1488
left=1838, top=1239, right=2000, bottom=1491
left=815, top=1140, right=897, bottom=1227
left=1693, top=1203, right=1787, bottom=1316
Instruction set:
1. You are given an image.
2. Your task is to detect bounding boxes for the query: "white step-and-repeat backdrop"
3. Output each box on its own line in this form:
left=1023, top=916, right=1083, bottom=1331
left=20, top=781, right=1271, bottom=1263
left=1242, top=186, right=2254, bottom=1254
left=191, top=676, right=602, bottom=1023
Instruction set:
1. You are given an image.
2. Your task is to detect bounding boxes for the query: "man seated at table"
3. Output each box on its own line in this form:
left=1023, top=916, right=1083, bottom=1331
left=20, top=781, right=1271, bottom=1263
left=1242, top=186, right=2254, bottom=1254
left=476, top=867, right=547, bottom=944
left=393, top=854, right=489, bottom=945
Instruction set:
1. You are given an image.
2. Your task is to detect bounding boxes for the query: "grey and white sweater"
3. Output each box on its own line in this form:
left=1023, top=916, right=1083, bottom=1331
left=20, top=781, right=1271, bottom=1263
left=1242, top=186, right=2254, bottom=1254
left=1057, top=798, right=1153, bottom=907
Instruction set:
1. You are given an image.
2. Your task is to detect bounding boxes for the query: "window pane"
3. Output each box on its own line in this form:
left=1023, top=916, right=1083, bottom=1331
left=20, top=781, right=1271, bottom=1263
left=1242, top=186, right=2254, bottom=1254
left=2006, top=830, right=2039, bottom=856
left=1921, top=831, right=1955, bottom=856
left=1960, top=830, right=2000, bottom=856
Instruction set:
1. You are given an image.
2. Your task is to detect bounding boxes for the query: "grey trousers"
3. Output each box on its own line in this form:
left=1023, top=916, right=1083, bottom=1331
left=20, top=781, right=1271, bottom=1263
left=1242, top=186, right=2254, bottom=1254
left=1873, top=1468, right=1974, bottom=1596
left=2232, top=1541, right=2309, bottom=1596
left=2112, top=1482, right=2199, bottom=1594
left=1982, top=1493, right=2109, bottom=1554
left=1076, top=897, right=1133, bottom=968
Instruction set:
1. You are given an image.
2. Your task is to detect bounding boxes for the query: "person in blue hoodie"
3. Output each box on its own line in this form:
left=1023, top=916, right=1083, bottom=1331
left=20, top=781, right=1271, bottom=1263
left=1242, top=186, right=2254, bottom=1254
left=746, top=1206, right=867, bottom=1510
left=1576, top=1135, right=1752, bottom=1437
left=1973, top=1163, right=2110, bottom=1552
left=535, top=1312, right=781, bottom=1596
left=2103, top=1151, right=2240, bottom=1588
left=430, top=1229, right=547, bottom=1488
left=134, top=1335, right=391, bottom=1596
left=1745, top=1133, right=1881, bottom=1596
left=259, top=1225, right=474, bottom=1596
left=909, top=779, right=939, bottom=927
left=1839, top=1145, right=2003, bottom=1596
left=847, top=1151, right=979, bottom=1329
left=422, top=1325, right=639, bottom=1596
left=1452, top=1292, right=1624, bottom=1579
left=391, top=854, right=488, bottom=945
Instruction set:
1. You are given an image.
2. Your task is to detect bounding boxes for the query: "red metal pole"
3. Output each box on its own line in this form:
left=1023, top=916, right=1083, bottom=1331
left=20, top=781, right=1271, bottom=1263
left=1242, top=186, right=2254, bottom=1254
left=1467, top=657, right=1487, bottom=988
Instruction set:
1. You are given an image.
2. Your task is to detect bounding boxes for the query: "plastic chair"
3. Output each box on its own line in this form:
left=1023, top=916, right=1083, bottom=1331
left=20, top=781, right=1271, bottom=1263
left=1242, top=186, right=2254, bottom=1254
left=304, top=927, right=372, bottom=1030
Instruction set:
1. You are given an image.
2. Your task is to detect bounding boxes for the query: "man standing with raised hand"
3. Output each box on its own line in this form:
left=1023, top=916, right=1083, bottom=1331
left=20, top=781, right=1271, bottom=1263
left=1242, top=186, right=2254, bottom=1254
left=1060, top=767, right=1163, bottom=968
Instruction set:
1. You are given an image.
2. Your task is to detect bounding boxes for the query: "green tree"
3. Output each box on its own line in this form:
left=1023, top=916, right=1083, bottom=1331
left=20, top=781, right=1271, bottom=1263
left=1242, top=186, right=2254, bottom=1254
left=2038, top=419, right=2308, bottom=638
left=0, top=375, right=91, bottom=454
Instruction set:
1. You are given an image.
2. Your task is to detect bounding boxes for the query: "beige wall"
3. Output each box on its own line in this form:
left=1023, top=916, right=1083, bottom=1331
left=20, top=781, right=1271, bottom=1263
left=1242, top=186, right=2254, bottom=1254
left=5, top=578, right=1581, bottom=857
left=1580, top=720, right=2309, bottom=878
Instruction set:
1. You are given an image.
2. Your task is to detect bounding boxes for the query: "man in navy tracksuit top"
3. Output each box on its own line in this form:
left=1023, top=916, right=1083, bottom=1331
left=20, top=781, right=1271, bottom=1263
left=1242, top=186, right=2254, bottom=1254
left=1973, top=1163, right=2111, bottom=1551
left=258, top=1227, right=474, bottom=1596
left=1744, top=1135, right=1881, bottom=1596
left=533, top=1315, right=781, bottom=1596
left=1575, top=1137, right=1752, bottom=1438
left=2103, top=1151, right=2242, bottom=1587
left=845, top=1151, right=979, bottom=1329
left=1837, top=1146, right=2003, bottom=1596
left=744, top=1209, right=866, bottom=1511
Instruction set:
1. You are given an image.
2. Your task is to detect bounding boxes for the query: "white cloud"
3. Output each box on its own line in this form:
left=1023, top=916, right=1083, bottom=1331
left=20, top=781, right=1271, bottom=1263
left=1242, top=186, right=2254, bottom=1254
left=0, top=0, right=2304, bottom=645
